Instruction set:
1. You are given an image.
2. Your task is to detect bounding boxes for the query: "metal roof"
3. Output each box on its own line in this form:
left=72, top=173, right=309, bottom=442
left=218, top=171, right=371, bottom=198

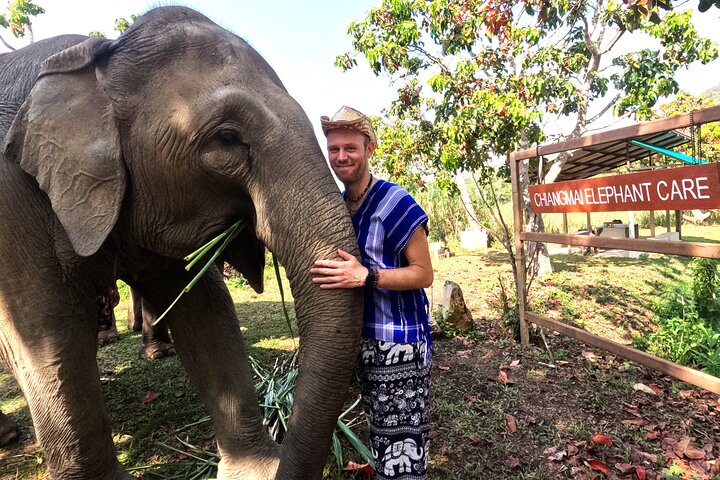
left=548, top=129, right=690, bottom=182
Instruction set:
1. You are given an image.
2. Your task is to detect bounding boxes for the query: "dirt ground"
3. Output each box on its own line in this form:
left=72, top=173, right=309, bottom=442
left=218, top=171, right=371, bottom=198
left=427, top=252, right=720, bottom=480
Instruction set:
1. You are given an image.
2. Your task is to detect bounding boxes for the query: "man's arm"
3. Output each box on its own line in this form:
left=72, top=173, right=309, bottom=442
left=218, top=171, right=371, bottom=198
left=310, top=228, right=434, bottom=290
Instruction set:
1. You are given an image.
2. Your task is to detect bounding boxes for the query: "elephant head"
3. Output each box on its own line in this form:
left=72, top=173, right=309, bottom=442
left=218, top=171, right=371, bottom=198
left=2, top=6, right=362, bottom=479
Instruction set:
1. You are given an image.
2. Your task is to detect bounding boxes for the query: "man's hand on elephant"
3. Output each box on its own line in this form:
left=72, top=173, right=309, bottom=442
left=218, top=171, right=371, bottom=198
left=310, top=249, right=368, bottom=289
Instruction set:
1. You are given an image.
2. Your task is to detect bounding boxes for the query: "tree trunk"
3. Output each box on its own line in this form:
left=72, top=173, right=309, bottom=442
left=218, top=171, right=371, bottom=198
left=455, top=170, right=483, bottom=231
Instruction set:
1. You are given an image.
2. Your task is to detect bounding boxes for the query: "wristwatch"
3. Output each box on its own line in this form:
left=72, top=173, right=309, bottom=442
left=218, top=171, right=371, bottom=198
left=364, top=267, right=379, bottom=289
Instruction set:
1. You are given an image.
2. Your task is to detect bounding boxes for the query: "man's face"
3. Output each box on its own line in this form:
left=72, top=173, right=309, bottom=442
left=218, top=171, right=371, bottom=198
left=326, top=129, right=375, bottom=185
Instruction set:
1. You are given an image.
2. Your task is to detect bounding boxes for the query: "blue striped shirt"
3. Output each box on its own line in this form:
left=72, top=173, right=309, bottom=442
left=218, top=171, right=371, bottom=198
left=348, top=179, right=430, bottom=343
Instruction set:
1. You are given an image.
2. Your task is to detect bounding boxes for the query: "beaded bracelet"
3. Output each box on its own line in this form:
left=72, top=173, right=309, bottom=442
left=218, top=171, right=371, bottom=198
left=364, top=267, right=379, bottom=289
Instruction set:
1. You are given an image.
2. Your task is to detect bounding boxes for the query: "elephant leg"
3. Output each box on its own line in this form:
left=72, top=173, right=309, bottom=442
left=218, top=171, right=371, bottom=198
left=0, top=410, right=18, bottom=447
left=137, top=297, right=175, bottom=360
left=132, top=267, right=279, bottom=478
left=127, top=287, right=143, bottom=332
left=0, top=298, right=130, bottom=479
left=97, top=285, right=120, bottom=347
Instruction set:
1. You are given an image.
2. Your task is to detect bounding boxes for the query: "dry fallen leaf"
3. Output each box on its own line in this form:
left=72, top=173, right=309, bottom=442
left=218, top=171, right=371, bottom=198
left=506, top=456, right=521, bottom=470
left=678, top=389, right=694, bottom=399
left=505, top=414, right=517, bottom=434
left=614, top=462, right=633, bottom=474
left=633, top=383, right=658, bottom=395
left=674, top=436, right=691, bottom=457
left=621, top=418, right=647, bottom=427
left=543, top=447, right=567, bottom=462
left=684, top=448, right=706, bottom=460
left=498, top=370, right=509, bottom=384
left=466, top=434, right=481, bottom=446
left=437, top=365, right=450, bottom=371
left=581, top=350, right=596, bottom=361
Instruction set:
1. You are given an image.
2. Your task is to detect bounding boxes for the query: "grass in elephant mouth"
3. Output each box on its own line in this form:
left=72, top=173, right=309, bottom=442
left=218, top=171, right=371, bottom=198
left=1, top=249, right=719, bottom=479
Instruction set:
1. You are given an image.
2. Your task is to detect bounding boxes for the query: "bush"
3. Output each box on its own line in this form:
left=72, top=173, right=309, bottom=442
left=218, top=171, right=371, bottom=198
left=639, top=258, right=720, bottom=375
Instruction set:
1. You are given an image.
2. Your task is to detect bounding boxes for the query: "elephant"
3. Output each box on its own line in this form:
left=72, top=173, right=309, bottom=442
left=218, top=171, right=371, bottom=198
left=0, top=6, right=363, bottom=480
left=97, top=283, right=176, bottom=359
left=0, top=409, right=18, bottom=447
left=125, top=286, right=176, bottom=359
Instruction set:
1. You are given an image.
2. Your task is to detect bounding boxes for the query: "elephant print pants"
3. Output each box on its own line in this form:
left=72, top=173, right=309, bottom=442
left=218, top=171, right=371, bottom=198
left=357, top=339, right=431, bottom=480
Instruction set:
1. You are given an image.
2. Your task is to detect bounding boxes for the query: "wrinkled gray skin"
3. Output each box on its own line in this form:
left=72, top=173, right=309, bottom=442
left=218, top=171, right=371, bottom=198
left=0, top=6, right=362, bottom=479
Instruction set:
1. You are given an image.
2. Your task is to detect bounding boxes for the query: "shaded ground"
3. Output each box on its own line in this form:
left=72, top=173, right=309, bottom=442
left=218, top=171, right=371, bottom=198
left=0, top=250, right=718, bottom=479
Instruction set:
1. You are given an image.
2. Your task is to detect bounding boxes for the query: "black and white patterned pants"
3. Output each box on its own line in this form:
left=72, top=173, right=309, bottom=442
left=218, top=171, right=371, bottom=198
left=357, top=339, right=431, bottom=480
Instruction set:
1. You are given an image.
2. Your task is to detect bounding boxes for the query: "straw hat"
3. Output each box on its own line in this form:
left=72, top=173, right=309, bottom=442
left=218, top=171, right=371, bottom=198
left=320, top=106, right=377, bottom=145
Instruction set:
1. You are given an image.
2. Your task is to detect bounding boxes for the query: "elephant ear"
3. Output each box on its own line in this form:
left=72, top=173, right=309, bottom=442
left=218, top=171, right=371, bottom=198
left=3, top=38, right=125, bottom=257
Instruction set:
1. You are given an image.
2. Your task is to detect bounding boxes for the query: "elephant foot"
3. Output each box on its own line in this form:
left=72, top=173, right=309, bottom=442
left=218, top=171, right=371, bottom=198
left=214, top=451, right=280, bottom=480
left=97, top=327, right=120, bottom=347
left=0, top=415, right=18, bottom=447
left=139, top=341, right=176, bottom=360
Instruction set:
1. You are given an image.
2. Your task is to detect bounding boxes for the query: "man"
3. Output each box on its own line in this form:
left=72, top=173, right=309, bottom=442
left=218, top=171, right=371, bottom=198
left=310, top=106, right=433, bottom=479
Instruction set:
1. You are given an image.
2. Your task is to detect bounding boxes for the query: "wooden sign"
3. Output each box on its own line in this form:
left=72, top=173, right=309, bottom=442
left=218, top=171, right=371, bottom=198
left=530, top=163, right=720, bottom=213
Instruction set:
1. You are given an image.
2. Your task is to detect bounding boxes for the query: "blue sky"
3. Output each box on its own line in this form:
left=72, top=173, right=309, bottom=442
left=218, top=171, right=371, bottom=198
left=4, top=1, right=720, bottom=145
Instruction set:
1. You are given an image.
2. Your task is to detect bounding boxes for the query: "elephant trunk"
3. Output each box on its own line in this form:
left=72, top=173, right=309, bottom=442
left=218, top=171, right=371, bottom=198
left=251, top=136, right=363, bottom=477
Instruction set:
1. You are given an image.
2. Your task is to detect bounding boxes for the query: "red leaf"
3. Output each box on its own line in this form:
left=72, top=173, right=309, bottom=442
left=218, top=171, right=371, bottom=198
left=343, top=461, right=374, bottom=477
left=497, top=370, right=509, bottom=384
left=635, top=466, right=646, bottom=480
left=466, top=434, right=481, bottom=445
left=591, top=433, right=613, bottom=446
left=584, top=458, right=609, bottom=474
left=140, top=391, right=160, bottom=404
left=649, top=384, right=663, bottom=394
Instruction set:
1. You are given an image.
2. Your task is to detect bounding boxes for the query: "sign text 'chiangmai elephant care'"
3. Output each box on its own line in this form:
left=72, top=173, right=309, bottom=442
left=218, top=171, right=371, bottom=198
left=530, top=163, right=720, bottom=214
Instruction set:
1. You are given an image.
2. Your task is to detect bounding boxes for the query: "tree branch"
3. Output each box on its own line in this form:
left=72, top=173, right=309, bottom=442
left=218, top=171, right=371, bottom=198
left=586, top=93, right=621, bottom=124
left=0, top=33, right=15, bottom=51
left=408, top=45, right=450, bottom=74
left=600, top=29, right=625, bottom=55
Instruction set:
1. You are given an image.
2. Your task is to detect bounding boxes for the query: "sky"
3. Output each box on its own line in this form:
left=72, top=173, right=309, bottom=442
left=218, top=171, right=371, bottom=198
left=3, top=0, right=720, bottom=147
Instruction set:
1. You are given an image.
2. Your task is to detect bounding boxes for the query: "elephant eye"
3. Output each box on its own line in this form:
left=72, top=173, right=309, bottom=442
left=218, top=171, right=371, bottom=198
left=218, top=130, right=242, bottom=147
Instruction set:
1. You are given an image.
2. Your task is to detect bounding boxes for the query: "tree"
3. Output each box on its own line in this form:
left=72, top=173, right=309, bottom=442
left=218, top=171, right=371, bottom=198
left=655, top=90, right=720, bottom=162
left=0, top=0, right=44, bottom=50
left=337, top=0, right=718, bottom=286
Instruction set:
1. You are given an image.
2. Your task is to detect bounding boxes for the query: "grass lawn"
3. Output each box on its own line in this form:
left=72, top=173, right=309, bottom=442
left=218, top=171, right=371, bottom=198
left=1, top=230, right=719, bottom=479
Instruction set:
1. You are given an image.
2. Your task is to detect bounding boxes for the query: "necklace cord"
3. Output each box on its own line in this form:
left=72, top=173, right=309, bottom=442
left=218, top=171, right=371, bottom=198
left=346, top=175, right=373, bottom=203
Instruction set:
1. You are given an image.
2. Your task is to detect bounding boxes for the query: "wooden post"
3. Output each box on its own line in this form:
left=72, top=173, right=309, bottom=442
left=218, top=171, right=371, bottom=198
left=649, top=210, right=656, bottom=238
left=675, top=210, right=682, bottom=240
left=666, top=210, right=671, bottom=232
left=586, top=212, right=591, bottom=232
left=509, top=153, right=529, bottom=346
left=563, top=213, right=569, bottom=253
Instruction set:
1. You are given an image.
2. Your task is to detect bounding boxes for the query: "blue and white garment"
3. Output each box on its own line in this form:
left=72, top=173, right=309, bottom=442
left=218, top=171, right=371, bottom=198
left=348, top=179, right=430, bottom=344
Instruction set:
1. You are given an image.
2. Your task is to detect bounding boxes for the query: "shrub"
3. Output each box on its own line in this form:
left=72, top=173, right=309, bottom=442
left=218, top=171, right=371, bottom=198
left=640, top=258, right=720, bottom=375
